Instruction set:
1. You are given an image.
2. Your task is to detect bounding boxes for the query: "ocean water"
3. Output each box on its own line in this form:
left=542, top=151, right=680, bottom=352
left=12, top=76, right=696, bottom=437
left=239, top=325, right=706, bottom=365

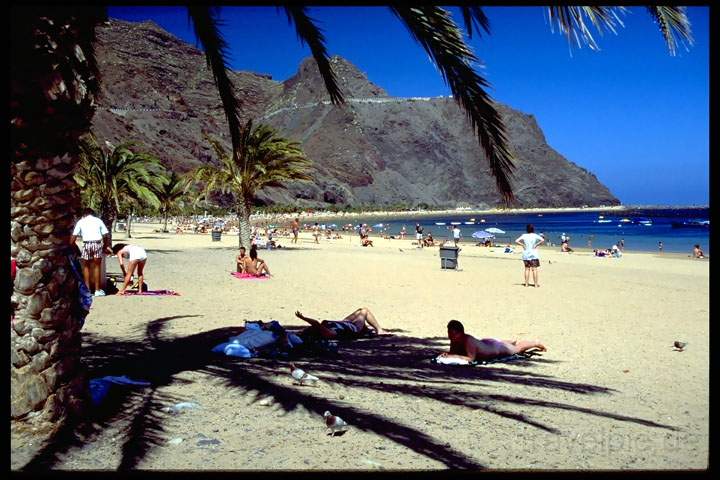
left=348, top=208, right=710, bottom=255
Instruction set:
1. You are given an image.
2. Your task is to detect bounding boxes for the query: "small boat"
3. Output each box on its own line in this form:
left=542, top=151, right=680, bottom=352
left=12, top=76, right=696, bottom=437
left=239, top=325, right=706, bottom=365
left=538, top=214, right=543, bottom=217
left=633, top=218, right=652, bottom=226
left=619, top=218, right=632, bottom=223
left=596, top=219, right=612, bottom=224
left=469, top=218, right=476, bottom=221
left=671, top=219, right=709, bottom=229
left=450, top=222, right=462, bottom=225
left=480, top=219, right=486, bottom=223
left=598, top=215, right=605, bottom=219
left=435, top=222, right=446, bottom=226
left=464, top=221, right=476, bottom=225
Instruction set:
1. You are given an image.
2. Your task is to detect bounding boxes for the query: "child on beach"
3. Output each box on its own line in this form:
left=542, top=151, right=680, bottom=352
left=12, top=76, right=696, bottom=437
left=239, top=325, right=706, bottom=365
left=112, top=243, right=148, bottom=295
left=515, top=224, right=545, bottom=287
left=693, top=244, right=705, bottom=259
left=439, top=320, right=546, bottom=362
left=236, top=246, right=247, bottom=273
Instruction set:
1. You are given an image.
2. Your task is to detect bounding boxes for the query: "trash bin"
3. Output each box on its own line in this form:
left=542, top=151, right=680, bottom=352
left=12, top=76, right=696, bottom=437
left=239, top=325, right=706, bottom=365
left=439, top=246, right=460, bottom=269
left=211, top=230, right=222, bottom=242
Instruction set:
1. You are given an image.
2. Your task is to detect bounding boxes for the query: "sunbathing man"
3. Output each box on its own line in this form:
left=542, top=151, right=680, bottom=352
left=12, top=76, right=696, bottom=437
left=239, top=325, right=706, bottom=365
left=295, top=308, right=388, bottom=339
left=439, top=320, right=545, bottom=362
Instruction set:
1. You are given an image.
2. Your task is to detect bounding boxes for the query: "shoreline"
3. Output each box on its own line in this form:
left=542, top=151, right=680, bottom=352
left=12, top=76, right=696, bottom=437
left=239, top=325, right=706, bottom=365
left=251, top=204, right=707, bottom=226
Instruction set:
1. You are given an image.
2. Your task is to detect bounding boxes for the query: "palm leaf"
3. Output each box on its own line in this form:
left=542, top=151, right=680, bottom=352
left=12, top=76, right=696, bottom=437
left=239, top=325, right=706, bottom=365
left=283, top=5, right=344, bottom=105
left=391, top=6, right=515, bottom=202
left=645, top=6, right=693, bottom=56
left=460, top=6, right=490, bottom=38
left=546, top=7, right=625, bottom=51
left=187, top=7, right=243, bottom=159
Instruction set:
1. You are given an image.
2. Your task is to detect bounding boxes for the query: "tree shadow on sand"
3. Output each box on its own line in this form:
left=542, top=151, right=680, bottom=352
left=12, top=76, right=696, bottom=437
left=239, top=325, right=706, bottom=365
left=20, top=316, right=679, bottom=471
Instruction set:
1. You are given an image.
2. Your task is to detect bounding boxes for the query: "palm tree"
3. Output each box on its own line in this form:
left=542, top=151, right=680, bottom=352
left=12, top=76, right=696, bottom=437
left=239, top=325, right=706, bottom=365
left=191, top=120, right=312, bottom=248
left=74, top=134, right=165, bottom=241
left=11, top=4, right=693, bottom=425
left=153, top=172, right=191, bottom=232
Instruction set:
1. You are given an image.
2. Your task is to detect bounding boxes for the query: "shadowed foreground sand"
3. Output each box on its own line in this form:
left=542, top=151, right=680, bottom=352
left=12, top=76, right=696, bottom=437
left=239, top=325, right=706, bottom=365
left=11, top=224, right=709, bottom=470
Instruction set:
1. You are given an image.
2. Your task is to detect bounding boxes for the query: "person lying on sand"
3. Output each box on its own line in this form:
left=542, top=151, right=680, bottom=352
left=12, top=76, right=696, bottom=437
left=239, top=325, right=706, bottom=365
left=295, top=308, right=389, bottom=339
left=439, top=320, right=546, bottom=362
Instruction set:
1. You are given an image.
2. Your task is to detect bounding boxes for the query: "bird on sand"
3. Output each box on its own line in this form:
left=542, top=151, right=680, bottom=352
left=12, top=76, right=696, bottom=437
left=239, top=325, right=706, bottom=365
left=673, top=341, right=687, bottom=351
left=324, top=411, right=348, bottom=435
left=289, top=363, right=319, bottom=386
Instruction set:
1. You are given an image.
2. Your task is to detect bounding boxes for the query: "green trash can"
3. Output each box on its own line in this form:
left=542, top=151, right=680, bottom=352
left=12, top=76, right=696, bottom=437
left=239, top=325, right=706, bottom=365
left=439, top=246, right=460, bottom=269
left=211, top=230, right=222, bottom=242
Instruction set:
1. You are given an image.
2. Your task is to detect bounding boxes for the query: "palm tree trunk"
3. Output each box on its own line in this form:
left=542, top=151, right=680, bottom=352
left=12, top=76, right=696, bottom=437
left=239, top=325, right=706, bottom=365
left=238, top=200, right=253, bottom=249
left=11, top=7, right=105, bottom=425
left=126, top=209, right=133, bottom=239
left=163, top=209, right=169, bottom=233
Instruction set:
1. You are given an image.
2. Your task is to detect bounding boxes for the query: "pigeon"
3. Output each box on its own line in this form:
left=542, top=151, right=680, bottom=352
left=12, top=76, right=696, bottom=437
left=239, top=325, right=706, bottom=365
left=324, top=410, right=348, bottom=436
left=673, top=341, right=687, bottom=351
left=290, top=363, right=319, bottom=386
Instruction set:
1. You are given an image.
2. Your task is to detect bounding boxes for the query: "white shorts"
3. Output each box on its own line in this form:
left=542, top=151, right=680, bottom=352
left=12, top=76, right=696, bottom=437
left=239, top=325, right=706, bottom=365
left=128, top=246, right=147, bottom=262
left=416, top=233, right=423, bottom=240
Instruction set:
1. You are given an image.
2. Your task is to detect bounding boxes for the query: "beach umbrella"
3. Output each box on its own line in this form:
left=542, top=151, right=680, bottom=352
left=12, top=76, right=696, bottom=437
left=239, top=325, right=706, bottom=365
left=485, top=227, right=505, bottom=234
left=471, top=230, right=495, bottom=239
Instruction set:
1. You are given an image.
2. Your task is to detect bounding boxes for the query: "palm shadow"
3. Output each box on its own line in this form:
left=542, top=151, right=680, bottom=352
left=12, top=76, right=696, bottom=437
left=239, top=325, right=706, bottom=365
left=21, top=316, right=679, bottom=471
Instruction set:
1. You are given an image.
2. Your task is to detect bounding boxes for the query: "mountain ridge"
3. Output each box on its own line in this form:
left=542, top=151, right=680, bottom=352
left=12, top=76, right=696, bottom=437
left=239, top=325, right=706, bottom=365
left=90, top=19, right=620, bottom=208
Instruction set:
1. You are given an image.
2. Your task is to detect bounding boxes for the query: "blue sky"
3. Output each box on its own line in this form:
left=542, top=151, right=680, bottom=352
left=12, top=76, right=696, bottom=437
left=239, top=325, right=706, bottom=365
left=108, top=6, right=709, bottom=206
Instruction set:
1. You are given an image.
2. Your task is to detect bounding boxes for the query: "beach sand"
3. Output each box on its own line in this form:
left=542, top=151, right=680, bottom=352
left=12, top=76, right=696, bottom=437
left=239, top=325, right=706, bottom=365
left=11, top=224, right=709, bottom=470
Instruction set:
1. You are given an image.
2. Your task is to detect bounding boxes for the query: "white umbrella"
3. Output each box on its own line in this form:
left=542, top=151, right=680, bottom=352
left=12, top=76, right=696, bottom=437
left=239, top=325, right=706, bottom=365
left=471, top=230, right=494, bottom=239
left=485, top=227, right=505, bottom=234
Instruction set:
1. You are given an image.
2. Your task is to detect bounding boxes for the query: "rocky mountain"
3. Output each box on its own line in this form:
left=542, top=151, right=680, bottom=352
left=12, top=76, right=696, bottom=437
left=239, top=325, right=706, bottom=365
left=90, top=19, right=619, bottom=208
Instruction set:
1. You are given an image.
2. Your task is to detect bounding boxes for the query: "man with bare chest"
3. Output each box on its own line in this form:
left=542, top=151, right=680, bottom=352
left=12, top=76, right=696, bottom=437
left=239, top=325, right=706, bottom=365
left=440, top=320, right=546, bottom=362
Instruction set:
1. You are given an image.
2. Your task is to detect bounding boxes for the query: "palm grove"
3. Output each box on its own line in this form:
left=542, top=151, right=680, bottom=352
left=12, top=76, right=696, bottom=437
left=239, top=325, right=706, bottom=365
left=11, top=5, right=692, bottom=426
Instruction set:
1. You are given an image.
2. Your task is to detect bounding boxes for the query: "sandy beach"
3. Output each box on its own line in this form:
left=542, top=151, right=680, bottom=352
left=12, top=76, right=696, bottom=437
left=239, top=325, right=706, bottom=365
left=11, top=223, right=709, bottom=470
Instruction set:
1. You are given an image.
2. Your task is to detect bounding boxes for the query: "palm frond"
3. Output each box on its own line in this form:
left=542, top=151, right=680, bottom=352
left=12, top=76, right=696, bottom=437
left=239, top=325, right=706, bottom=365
left=645, top=6, right=693, bottom=56
left=460, top=7, right=490, bottom=38
left=187, top=6, right=243, bottom=158
left=546, top=7, right=625, bottom=51
left=390, top=6, right=515, bottom=202
left=283, top=5, right=344, bottom=105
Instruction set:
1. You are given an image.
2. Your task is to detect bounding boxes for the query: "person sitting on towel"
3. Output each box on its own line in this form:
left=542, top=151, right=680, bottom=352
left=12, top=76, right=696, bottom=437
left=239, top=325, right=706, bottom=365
left=295, top=308, right=389, bottom=340
left=439, top=320, right=545, bottom=362
left=240, top=245, right=271, bottom=276
left=236, top=246, right=247, bottom=273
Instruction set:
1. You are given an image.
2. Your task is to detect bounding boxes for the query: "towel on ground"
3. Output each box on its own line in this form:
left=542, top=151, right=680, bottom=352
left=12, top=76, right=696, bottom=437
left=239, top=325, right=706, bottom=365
left=431, top=352, right=537, bottom=366
left=230, top=272, right=269, bottom=280
left=125, top=289, right=180, bottom=296
left=89, top=375, right=151, bottom=406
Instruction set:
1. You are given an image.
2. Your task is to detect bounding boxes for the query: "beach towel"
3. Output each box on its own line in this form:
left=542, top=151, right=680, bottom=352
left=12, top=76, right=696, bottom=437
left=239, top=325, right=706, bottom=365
left=230, top=272, right=269, bottom=280
left=89, top=375, right=151, bottom=406
left=431, top=352, right=537, bottom=366
left=125, top=289, right=180, bottom=296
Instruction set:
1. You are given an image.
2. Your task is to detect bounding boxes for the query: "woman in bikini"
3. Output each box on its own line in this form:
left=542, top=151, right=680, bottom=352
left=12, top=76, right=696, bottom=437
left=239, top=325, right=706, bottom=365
left=241, top=245, right=271, bottom=276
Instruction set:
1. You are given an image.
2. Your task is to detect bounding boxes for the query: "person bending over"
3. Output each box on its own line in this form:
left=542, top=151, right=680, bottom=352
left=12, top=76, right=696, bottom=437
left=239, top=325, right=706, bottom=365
left=295, top=308, right=388, bottom=339
left=439, top=320, right=545, bottom=362
left=112, top=243, right=148, bottom=295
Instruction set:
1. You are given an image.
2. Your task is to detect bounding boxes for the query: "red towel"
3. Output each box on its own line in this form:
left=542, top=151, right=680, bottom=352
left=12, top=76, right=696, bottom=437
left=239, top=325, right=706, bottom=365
left=125, top=290, right=180, bottom=296
left=230, top=272, right=269, bottom=280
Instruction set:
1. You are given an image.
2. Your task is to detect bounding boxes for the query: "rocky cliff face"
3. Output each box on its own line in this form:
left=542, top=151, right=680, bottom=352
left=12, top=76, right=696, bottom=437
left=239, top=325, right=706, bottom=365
left=90, top=19, right=619, bottom=208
